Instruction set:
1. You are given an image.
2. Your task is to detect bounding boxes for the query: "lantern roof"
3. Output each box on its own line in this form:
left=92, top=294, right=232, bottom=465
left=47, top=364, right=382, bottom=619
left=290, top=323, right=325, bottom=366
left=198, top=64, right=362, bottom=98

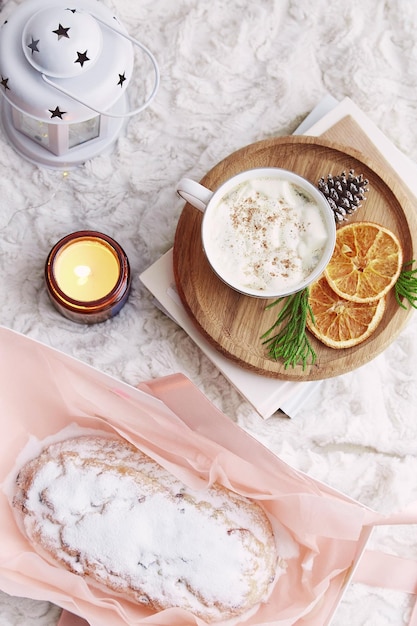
left=0, top=0, right=134, bottom=123
left=22, top=7, right=103, bottom=78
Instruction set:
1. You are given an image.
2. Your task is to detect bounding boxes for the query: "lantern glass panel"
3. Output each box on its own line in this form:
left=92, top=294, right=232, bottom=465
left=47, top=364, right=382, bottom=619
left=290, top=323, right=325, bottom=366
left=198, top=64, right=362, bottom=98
left=16, top=111, right=49, bottom=147
left=68, top=117, right=101, bottom=149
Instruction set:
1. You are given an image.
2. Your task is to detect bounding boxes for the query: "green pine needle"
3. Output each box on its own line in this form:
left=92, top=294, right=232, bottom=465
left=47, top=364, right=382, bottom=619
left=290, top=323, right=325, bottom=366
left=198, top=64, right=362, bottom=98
left=261, top=288, right=316, bottom=370
left=395, top=260, right=417, bottom=309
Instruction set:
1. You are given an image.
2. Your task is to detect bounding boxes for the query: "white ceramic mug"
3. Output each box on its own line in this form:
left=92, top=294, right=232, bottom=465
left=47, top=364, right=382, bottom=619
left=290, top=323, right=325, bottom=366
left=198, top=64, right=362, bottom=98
left=176, top=167, right=336, bottom=298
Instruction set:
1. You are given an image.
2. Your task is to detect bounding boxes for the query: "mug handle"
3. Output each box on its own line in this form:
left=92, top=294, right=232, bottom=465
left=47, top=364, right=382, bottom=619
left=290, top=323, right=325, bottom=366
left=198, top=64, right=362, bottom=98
left=176, top=178, right=213, bottom=213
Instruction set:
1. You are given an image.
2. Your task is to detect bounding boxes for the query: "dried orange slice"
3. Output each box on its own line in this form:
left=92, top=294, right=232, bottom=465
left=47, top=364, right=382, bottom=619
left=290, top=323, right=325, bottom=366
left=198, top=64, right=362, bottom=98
left=324, top=221, right=403, bottom=303
left=307, top=275, right=386, bottom=349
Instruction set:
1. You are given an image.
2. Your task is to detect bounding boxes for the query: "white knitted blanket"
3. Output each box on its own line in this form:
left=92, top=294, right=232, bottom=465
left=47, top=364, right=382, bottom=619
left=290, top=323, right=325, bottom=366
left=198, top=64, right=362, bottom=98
left=1, top=0, right=417, bottom=624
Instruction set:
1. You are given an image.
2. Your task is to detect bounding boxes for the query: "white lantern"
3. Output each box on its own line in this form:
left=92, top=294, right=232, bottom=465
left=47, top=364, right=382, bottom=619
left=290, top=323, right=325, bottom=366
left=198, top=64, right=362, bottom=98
left=0, top=0, right=159, bottom=168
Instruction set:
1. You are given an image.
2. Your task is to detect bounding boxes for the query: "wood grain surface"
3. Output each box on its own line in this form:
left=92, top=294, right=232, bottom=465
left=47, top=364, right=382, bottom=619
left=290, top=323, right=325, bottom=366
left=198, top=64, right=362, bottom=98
left=173, top=116, right=417, bottom=380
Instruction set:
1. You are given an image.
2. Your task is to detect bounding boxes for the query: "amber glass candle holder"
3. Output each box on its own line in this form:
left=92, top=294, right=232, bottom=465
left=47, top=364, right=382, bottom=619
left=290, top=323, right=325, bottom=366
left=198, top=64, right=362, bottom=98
left=45, top=231, right=131, bottom=324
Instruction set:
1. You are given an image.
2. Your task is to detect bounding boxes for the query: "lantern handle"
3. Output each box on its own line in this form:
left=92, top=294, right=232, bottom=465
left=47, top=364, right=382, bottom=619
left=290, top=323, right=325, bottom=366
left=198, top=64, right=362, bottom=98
left=41, top=13, right=160, bottom=119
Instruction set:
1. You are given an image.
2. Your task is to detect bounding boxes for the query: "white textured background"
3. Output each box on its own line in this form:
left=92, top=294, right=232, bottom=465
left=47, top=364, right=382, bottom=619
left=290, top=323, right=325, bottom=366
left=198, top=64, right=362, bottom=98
left=1, top=0, right=417, bottom=624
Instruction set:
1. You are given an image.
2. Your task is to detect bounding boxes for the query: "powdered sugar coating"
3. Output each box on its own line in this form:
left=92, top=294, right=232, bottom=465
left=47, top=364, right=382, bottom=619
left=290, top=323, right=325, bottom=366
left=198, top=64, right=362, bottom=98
left=13, top=436, right=277, bottom=622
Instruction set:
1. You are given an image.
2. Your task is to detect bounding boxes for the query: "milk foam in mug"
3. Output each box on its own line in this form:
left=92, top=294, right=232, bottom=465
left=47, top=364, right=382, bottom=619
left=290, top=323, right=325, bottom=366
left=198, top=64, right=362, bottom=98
left=176, top=167, right=336, bottom=298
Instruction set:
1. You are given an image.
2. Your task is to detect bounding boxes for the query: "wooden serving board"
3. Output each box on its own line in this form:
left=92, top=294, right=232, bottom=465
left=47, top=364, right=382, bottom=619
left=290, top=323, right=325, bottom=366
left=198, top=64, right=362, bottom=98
left=173, top=116, right=417, bottom=381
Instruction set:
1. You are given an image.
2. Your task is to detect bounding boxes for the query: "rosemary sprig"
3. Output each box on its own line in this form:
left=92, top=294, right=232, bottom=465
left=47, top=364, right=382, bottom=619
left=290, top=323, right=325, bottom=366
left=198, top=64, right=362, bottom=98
left=261, top=288, right=316, bottom=370
left=395, top=260, right=417, bottom=309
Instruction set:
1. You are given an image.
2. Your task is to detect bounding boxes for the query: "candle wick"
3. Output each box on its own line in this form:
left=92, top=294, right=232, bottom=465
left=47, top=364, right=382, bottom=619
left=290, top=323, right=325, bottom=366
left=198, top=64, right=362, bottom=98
left=74, top=264, right=91, bottom=286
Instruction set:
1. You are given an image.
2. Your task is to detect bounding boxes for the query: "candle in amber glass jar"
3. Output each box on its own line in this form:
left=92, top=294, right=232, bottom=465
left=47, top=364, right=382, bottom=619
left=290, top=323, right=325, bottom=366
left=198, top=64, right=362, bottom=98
left=45, top=231, right=131, bottom=324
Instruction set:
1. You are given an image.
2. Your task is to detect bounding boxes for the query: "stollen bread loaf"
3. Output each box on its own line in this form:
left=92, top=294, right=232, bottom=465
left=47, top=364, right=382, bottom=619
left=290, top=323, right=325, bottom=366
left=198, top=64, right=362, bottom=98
left=13, top=435, right=278, bottom=622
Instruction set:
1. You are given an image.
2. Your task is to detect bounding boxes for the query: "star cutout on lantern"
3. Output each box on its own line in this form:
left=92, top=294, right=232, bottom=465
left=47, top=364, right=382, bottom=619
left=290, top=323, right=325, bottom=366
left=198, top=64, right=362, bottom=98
left=27, top=37, right=40, bottom=54
left=117, top=72, right=127, bottom=87
left=53, top=23, right=70, bottom=40
left=75, top=50, right=90, bottom=67
left=49, top=106, right=67, bottom=119
left=1, top=76, right=10, bottom=90
left=66, top=8, right=77, bottom=13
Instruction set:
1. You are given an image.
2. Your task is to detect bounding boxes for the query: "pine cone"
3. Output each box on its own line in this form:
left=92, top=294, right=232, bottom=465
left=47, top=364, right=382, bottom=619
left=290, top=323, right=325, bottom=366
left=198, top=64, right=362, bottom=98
left=318, top=169, right=369, bottom=223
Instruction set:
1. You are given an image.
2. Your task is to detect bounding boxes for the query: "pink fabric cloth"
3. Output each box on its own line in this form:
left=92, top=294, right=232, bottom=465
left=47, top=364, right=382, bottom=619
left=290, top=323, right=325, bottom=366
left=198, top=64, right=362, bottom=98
left=0, top=328, right=416, bottom=626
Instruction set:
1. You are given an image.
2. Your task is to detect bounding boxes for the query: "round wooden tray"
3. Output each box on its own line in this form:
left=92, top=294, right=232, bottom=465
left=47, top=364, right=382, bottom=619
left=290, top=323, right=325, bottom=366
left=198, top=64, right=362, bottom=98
left=173, top=135, right=417, bottom=381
